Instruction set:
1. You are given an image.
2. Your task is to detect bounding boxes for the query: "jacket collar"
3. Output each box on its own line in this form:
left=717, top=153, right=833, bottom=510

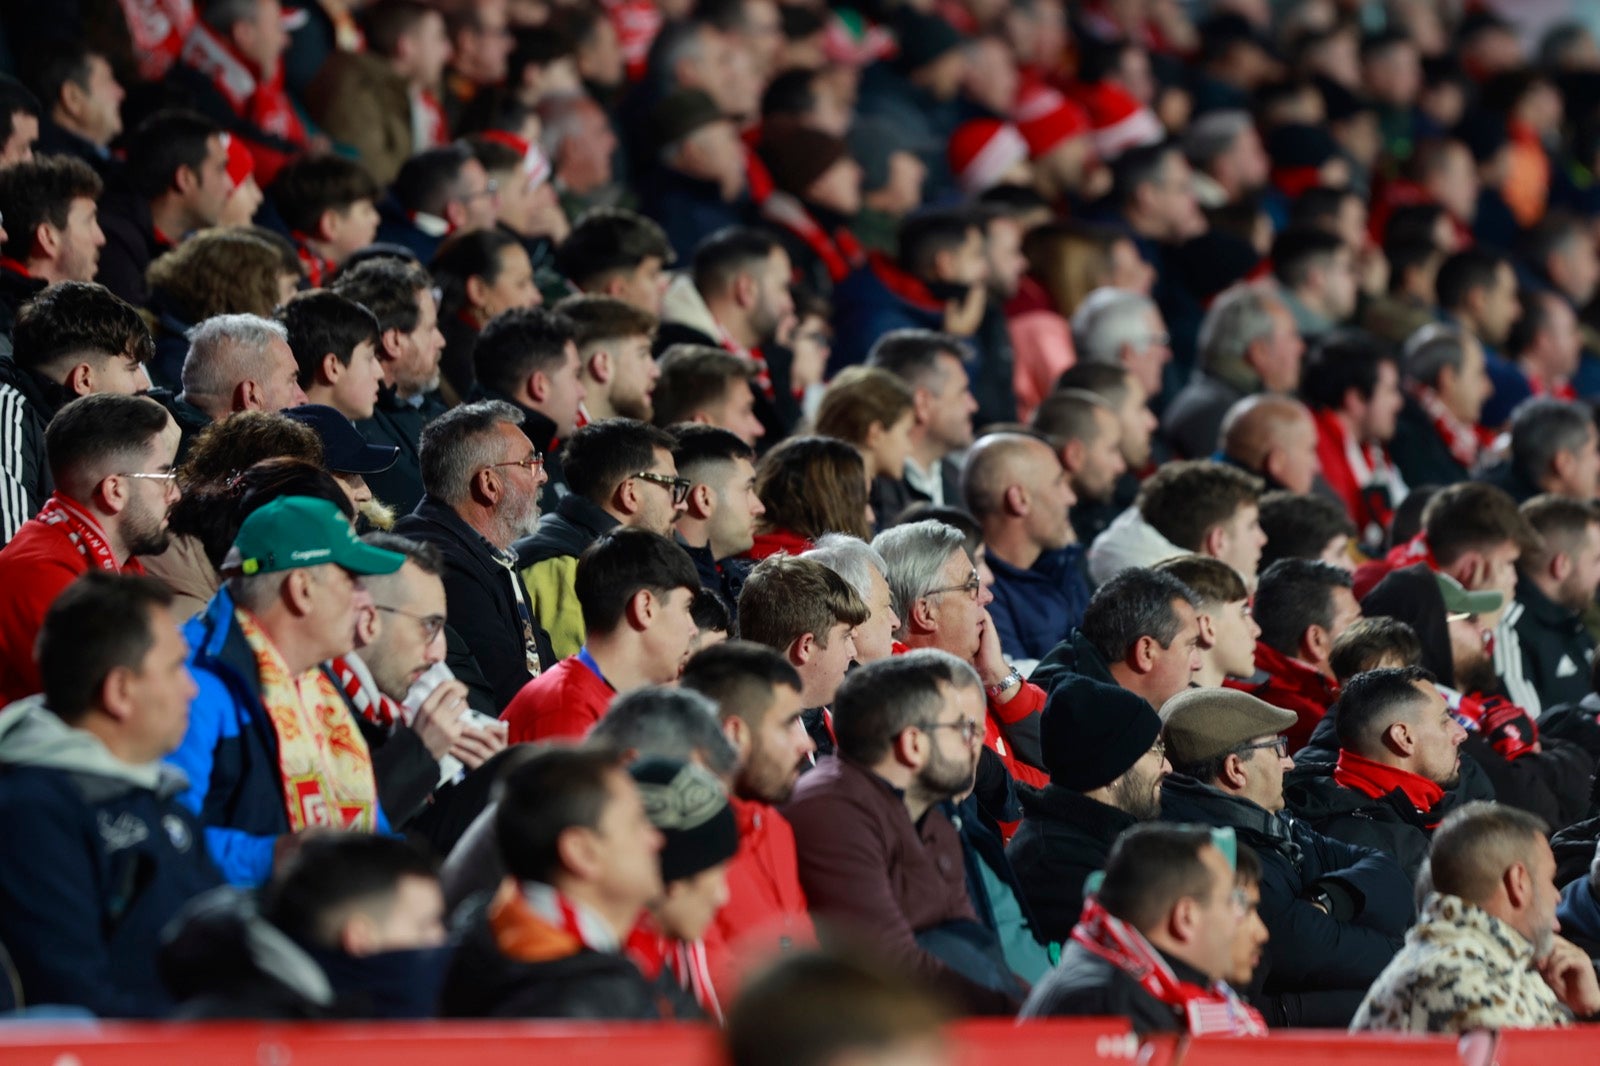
left=1515, top=572, right=1584, bottom=631
left=0, top=696, right=189, bottom=799
left=1017, top=782, right=1139, bottom=837
left=1160, top=773, right=1296, bottom=849
left=551, top=492, right=622, bottom=539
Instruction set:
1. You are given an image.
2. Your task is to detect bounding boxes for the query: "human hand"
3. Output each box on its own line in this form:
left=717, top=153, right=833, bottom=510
left=450, top=722, right=509, bottom=770
left=944, top=284, right=985, bottom=336
left=411, top=679, right=472, bottom=759
left=1540, top=934, right=1600, bottom=1016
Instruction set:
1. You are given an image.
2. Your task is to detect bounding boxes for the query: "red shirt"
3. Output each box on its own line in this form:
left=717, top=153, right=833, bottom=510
left=702, top=796, right=816, bottom=1001
left=499, top=655, right=615, bottom=743
left=1225, top=641, right=1339, bottom=754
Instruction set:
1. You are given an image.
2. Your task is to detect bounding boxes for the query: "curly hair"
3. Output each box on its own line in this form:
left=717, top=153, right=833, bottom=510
left=146, top=228, right=289, bottom=322
left=754, top=435, right=872, bottom=542
left=178, top=410, right=324, bottom=487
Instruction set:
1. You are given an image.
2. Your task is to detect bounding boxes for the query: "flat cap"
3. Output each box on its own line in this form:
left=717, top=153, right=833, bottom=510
left=1160, top=687, right=1297, bottom=768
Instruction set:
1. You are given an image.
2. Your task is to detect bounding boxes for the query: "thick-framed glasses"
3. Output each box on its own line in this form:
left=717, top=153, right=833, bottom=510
left=1241, top=736, right=1289, bottom=759
left=925, top=718, right=982, bottom=744
left=118, top=471, right=179, bottom=485
left=924, top=570, right=981, bottom=601
left=374, top=604, right=447, bottom=643
left=488, top=453, right=544, bottom=475
left=634, top=470, right=692, bottom=505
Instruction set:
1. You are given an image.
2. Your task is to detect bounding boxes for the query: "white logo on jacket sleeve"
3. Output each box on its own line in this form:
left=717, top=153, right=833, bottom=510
left=97, top=811, right=150, bottom=852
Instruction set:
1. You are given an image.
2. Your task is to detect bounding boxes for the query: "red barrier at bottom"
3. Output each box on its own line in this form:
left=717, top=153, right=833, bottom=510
left=1488, top=1026, right=1600, bottom=1064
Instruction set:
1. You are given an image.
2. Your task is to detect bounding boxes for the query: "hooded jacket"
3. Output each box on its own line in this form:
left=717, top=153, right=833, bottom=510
left=514, top=492, right=620, bottom=661
left=1499, top=574, right=1595, bottom=719
left=0, top=698, right=220, bottom=1016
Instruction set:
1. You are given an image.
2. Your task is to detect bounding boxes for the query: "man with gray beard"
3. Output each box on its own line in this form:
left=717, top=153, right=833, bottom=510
left=1006, top=675, right=1171, bottom=943
left=393, top=401, right=554, bottom=717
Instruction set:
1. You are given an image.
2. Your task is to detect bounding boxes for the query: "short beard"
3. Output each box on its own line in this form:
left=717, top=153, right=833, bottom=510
left=1455, top=654, right=1498, bottom=695
left=1110, top=765, right=1162, bottom=820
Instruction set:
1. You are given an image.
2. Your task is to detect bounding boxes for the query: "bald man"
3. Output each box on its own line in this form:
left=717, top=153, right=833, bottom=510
left=962, top=431, right=1089, bottom=666
left=1220, top=394, right=1322, bottom=496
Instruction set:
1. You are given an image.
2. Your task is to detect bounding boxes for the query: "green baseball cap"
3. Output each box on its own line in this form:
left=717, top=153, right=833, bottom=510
left=1434, top=572, right=1503, bottom=620
left=223, top=496, right=405, bottom=577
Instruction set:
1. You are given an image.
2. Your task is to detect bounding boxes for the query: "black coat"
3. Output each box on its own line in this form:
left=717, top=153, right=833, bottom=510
left=1388, top=396, right=1472, bottom=489
left=1018, top=938, right=1200, bottom=1034
left=1161, top=372, right=1246, bottom=461
left=358, top=387, right=449, bottom=516
left=1007, top=785, right=1138, bottom=944
left=1282, top=764, right=1435, bottom=884
left=0, top=357, right=70, bottom=542
left=1029, top=629, right=1117, bottom=696
left=1505, top=574, right=1597, bottom=718
left=869, top=462, right=962, bottom=527
left=1159, top=774, right=1412, bottom=1028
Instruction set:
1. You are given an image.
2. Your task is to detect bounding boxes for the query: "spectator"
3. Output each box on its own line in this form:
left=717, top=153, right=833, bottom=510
left=432, top=229, right=539, bottom=401
left=865, top=329, right=977, bottom=518
left=1071, top=289, right=1170, bottom=406
left=0, top=282, right=154, bottom=543
left=1030, top=389, right=1128, bottom=526
left=1353, top=479, right=1529, bottom=602
left=1008, top=675, right=1168, bottom=943
left=1257, top=491, right=1357, bottom=572
left=1018, top=823, right=1261, bottom=1035
left=642, top=90, right=751, bottom=262
left=269, top=155, right=382, bottom=286
left=1104, top=142, right=1207, bottom=367
left=377, top=145, right=499, bottom=263
left=1388, top=324, right=1494, bottom=488
left=174, top=314, right=308, bottom=447
left=1300, top=330, right=1407, bottom=547
left=737, top=555, right=866, bottom=717
left=963, top=431, right=1086, bottom=667
left=1089, top=460, right=1265, bottom=589
left=1160, top=686, right=1414, bottom=1027
left=1435, top=248, right=1524, bottom=430
left=170, top=496, right=405, bottom=887
left=0, top=394, right=178, bottom=703
left=1153, top=555, right=1260, bottom=688
left=1217, top=395, right=1321, bottom=495
left=1164, top=284, right=1304, bottom=462
left=535, top=92, right=622, bottom=222
left=748, top=435, right=872, bottom=558
left=281, top=403, right=397, bottom=523
left=280, top=291, right=385, bottom=423
left=96, top=111, right=227, bottom=306
left=392, top=401, right=552, bottom=715
left=331, top=258, right=448, bottom=514
left=1503, top=290, right=1582, bottom=416
left=554, top=208, right=673, bottom=317
left=26, top=41, right=124, bottom=171
left=813, top=368, right=914, bottom=519
left=473, top=307, right=586, bottom=503
left=1502, top=495, right=1600, bottom=716
left=1271, top=228, right=1358, bottom=342
left=1489, top=398, right=1600, bottom=504
left=804, top=533, right=900, bottom=665
left=0, top=572, right=218, bottom=1017
left=502, top=528, right=700, bottom=741
left=653, top=345, right=766, bottom=449
left=849, top=117, right=928, bottom=258
left=0, top=154, right=105, bottom=321
left=1184, top=109, right=1269, bottom=209
left=517, top=418, right=684, bottom=659
left=0, top=76, right=41, bottom=167
left=1353, top=802, right=1600, bottom=1032
left=754, top=121, right=864, bottom=299
left=670, top=424, right=762, bottom=615
left=1056, top=364, right=1159, bottom=546
left=855, top=11, right=967, bottom=196
left=783, top=649, right=1024, bottom=1014
left=559, top=294, right=659, bottom=423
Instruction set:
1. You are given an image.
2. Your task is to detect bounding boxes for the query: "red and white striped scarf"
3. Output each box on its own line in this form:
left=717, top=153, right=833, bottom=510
left=36, top=493, right=142, bottom=575
left=626, top=917, right=723, bottom=1022
left=330, top=654, right=404, bottom=730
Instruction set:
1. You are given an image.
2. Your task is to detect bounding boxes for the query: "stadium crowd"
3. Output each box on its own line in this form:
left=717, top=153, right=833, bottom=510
left=7, top=0, right=1600, bottom=1051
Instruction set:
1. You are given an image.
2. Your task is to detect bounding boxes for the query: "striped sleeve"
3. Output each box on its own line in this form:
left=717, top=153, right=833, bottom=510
left=0, top=385, right=34, bottom=545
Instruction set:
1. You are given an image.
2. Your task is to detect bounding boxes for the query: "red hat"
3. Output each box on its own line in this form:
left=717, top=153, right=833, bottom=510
left=1074, top=81, right=1164, bottom=162
left=480, top=130, right=552, bottom=190
left=221, top=133, right=255, bottom=191
left=948, top=119, right=1029, bottom=198
left=1014, top=83, right=1091, bottom=159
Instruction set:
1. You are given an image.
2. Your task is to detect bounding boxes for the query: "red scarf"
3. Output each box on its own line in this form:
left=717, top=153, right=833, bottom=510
left=0, top=258, right=32, bottom=279
left=181, top=22, right=308, bottom=180
left=330, top=654, right=403, bottom=730
left=624, top=915, right=723, bottom=1022
left=1071, top=898, right=1267, bottom=1036
left=291, top=233, right=332, bottom=287
left=1407, top=382, right=1495, bottom=470
left=759, top=192, right=865, bottom=285
left=599, top=0, right=662, bottom=82
left=36, top=493, right=143, bottom=575
left=117, top=0, right=196, bottom=80
left=1333, top=749, right=1447, bottom=826
left=415, top=88, right=449, bottom=149
left=1311, top=406, right=1404, bottom=543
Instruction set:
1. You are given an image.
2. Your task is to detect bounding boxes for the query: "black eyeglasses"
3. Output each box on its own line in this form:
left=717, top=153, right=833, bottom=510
left=924, top=718, right=982, bottom=744
left=924, top=570, right=981, bottom=601
left=634, top=470, right=692, bottom=505
left=1241, top=736, right=1289, bottom=759
left=487, top=452, right=544, bottom=475
left=374, top=604, right=447, bottom=642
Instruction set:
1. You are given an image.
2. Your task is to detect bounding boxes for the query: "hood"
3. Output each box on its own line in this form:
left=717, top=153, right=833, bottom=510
left=160, top=886, right=335, bottom=1011
left=661, top=273, right=721, bottom=342
left=0, top=355, right=71, bottom=419
left=0, top=697, right=189, bottom=800
left=1087, top=505, right=1185, bottom=586
left=1359, top=563, right=1453, bottom=685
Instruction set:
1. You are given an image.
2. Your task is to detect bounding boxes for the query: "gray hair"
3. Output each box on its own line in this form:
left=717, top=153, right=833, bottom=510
left=1074, top=288, right=1157, bottom=367
left=1402, top=322, right=1469, bottom=387
left=871, top=519, right=968, bottom=635
left=180, top=313, right=290, bottom=417
left=804, top=533, right=889, bottom=604
left=418, top=400, right=525, bottom=505
left=1197, top=282, right=1278, bottom=375
left=1510, top=398, right=1593, bottom=485
left=588, top=686, right=739, bottom=777
left=537, top=92, right=595, bottom=162
left=1183, top=109, right=1251, bottom=172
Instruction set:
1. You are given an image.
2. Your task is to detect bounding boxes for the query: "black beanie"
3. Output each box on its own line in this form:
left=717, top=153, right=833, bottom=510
left=629, top=758, right=740, bottom=883
left=893, top=11, right=963, bottom=74
left=1040, top=675, right=1162, bottom=791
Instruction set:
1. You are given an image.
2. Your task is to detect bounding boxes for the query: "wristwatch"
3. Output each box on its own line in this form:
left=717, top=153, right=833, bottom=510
left=1308, top=888, right=1334, bottom=914
left=986, top=666, right=1023, bottom=698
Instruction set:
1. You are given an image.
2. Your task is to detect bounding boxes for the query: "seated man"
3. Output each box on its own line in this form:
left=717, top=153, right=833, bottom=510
left=670, top=423, right=763, bottom=618
left=553, top=208, right=673, bottom=317
left=502, top=529, right=701, bottom=742
left=1284, top=667, right=1466, bottom=882
left=651, top=344, right=766, bottom=449
left=0, top=572, right=219, bottom=1017
left=1153, top=555, right=1260, bottom=688
left=783, top=650, right=1024, bottom=1015
left=1388, top=324, right=1493, bottom=489
left=1258, top=490, right=1356, bottom=572
left=171, top=497, right=406, bottom=887
left=517, top=418, right=685, bottom=660
left=1088, top=460, right=1266, bottom=590
left=1160, top=686, right=1414, bottom=1028
left=1501, top=495, right=1600, bottom=717
left=1018, top=824, right=1263, bottom=1036
left=1030, top=388, right=1127, bottom=536
left=1217, top=395, right=1321, bottom=496
left=174, top=314, right=309, bottom=442
left=1486, top=398, right=1600, bottom=504
left=280, top=291, right=385, bottom=423
left=0, top=394, right=179, bottom=703
left=804, top=534, right=901, bottom=665
left=1008, top=676, right=1168, bottom=943
left=1354, top=801, right=1600, bottom=1032
left=1301, top=331, right=1407, bottom=547
left=1230, top=559, right=1361, bottom=752
left=560, top=294, right=661, bottom=423
left=268, top=155, right=382, bottom=285
left=472, top=307, right=588, bottom=506
left=865, top=328, right=977, bottom=516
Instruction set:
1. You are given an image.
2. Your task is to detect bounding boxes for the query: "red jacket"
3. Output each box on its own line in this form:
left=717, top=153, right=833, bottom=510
left=499, top=656, right=614, bottom=742
left=987, top=681, right=1048, bottom=790
left=701, top=796, right=816, bottom=1001
left=1225, top=641, right=1339, bottom=754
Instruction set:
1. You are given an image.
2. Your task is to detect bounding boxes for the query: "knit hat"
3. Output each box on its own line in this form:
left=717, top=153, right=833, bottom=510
left=652, top=89, right=726, bottom=152
left=848, top=117, right=928, bottom=192
left=629, top=758, right=740, bottom=883
left=1159, top=688, right=1297, bottom=770
left=892, top=10, right=963, bottom=73
left=1014, top=83, right=1092, bottom=160
left=1075, top=81, right=1164, bottom=163
left=1040, top=675, right=1162, bottom=791
left=759, top=121, right=850, bottom=199
left=948, top=119, right=1029, bottom=197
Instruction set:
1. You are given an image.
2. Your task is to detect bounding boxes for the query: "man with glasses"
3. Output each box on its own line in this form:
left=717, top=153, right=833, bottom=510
left=784, top=650, right=1026, bottom=1015
left=376, top=146, right=499, bottom=263
left=0, top=394, right=179, bottom=704
left=518, top=418, right=686, bottom=660
left=1159, top=686, right=1414, bottom=1028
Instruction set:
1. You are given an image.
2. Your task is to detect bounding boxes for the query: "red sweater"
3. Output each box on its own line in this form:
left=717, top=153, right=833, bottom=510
left=702, top=796, right=816, bottom=1001
left=499, top=656, right=615, bottom=742
left=1225, top=641, right=1339, bottom=754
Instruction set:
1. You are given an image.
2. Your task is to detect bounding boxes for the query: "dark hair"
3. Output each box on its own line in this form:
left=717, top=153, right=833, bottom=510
left=680, top=639, right=802, bottom=727
left=1299, top=329, right=1396, bottom=411
left=146, top=230, right=289, bottom=322
left=362, top=0, right=438, bottom=57
left=738, top=555, right=870, bottom=656
left=1056, top=361, right=1136, bottom=405
left=561, top=417, right=678, bottom=504
left=1136, top=460, right=1263, bottom=551
left=1288, top=186, right=1356, bottom=232
left=1384, top=203, right=1448, bottom=250
left=432, top=229, right=524, bottom=325
left=178, top=411, right=323, bottom=486
left=23, top=39, right=97, bottom=114
left=556, top=294, right=659, bottom=353
left=1505, top=289, right=1557, bottom=359
left=761, top=68, right=820, bottom=121
left=260, top=833, right=438, bottom=950
left=691, top=586, right=731, bottom=633
left=269, top=155, right=382, bottom=235
left=1032, top=388, right=1116, bottom=447
left=652, top=344, right=757, bottom=427
left=1429, top=801, right=1548, bottom=904
left=754, top=436, right=872, bottom=542
left=1271, top=226, right=1346, bottom=290
left=392, top=144, right=474, bottom=216
left=692, top=227, right=781, bottom=297
left=40, top=572, right=175, bottom=726
left=278, top=290, right=381, bottom=385
left=45, top=394, right=170, bottom=487
left=1097, top=823, right=1220, bottom=932
left=896, top=209, right=978, bottom=279
left=669, top=422, right=755, bottom=482
left=1510, top=398, right=1594, bottom=486
left=0, top=154, right=103, bottom=259
left=1253, top=558, right=1353, bottom=655
left=496, top=744, right=625, bottom=883
left=556, top=208, right=673, bottom=289
left=330, top=258, right=431, bottom=334
left=575, top=529, right=700, bottom=633
left=1112, top=141, right=1178, bottom=210
left=831, top=649, right=980, bottom=764
left=13, top=281, right=153, bottom=374
left=866, top=329, right=968, bottom=389
left=1335, top=665, right=1437, bottom=753
left=1080, top=568, right=1197, bottom=663
left=1258, top=490, right=1356, bottom=569
left=474, top=307, right=577, bottom=398
left=0, top=76, right=41, bottom=149
left=1329, top=617, right=1423, bottom=683
left=125, top=110, right=222, bottom=201
left=1435, top=248, right=1508, bottom=313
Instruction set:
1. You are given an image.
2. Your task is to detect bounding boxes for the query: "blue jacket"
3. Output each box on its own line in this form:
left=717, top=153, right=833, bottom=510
left=168, top=587, right=391, bottom=887
left=831, top=254, right=945, bottom=373
left=985, top=546, right=1090, bottom=665
left=0, top=698, right=220, bottom=1015
left=640, top=166, right=753, bottom=265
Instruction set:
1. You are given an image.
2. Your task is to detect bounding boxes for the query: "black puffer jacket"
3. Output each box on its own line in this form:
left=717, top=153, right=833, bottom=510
left=1283, top=765, right=1436, bottom=884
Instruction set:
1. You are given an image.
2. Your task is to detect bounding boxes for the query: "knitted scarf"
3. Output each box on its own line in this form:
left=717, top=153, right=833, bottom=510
left=116, top=0, right=196, bottom=80
left=1406, top=381, right=1494, bottom=470
left=1333, top=749, right=1447, bottom=827
left=180, top=23, right=307, bottom=149
left=330, top=653, right=403, bottom=730
left=36, top=493, right=143, bottom=575
left=625, top=915, right=722, bottom=1022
